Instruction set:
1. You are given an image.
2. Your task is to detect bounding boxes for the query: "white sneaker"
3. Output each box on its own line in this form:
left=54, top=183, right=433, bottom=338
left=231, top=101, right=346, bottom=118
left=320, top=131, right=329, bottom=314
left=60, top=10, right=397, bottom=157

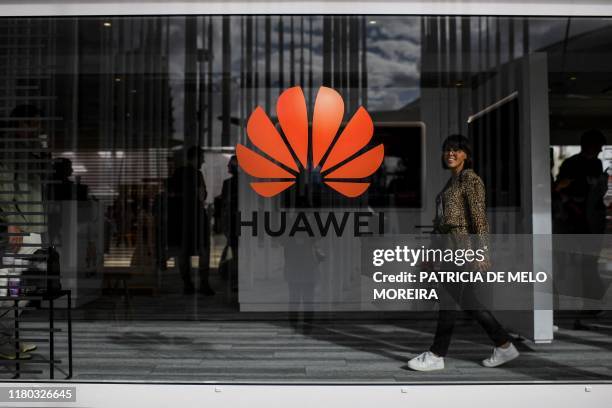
left=407, top=351, right=445, bottom=371
left=482, top=343, right=519, bottom=367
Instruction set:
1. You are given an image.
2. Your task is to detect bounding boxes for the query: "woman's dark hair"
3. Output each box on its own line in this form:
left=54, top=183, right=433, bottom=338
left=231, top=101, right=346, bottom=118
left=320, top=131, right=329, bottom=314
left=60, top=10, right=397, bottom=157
left=441, top=134, right=473, bottom=169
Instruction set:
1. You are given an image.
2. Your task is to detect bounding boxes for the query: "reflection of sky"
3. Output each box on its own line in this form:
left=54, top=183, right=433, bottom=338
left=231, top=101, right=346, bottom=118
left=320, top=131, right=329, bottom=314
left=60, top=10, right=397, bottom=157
left=365, top=17, right=421, bottom=110
left=167, top=16, right=424, bottom=140
left=164, top=16, right=612, bottom=143
left=225, top=16, right=422, bottom=111
left=528, top=17, right=612, bottom=52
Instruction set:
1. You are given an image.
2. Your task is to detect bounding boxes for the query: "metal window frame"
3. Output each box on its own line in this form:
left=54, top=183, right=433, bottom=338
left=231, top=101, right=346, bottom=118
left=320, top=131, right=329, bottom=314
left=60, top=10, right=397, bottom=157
left=1, top=1, right=612, bottom=17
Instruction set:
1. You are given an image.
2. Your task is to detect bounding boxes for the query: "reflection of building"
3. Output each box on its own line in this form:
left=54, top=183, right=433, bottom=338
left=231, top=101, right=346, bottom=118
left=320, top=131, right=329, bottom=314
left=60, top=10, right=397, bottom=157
left=2, top=11, right=612, bottom=386
left=57, top=18, right=175, bottom=205
left=546, top=24, right=612, bottom=143
left=363, top=17, right=611, bottom=345
left=223, top=16, right=371, bottom=147
left=0, top=19, right=58, bottom=138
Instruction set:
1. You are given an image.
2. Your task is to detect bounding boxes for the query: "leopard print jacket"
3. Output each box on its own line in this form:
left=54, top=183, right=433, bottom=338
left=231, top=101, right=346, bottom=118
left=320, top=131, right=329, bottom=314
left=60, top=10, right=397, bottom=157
left=432, top=169, right=490, bottom=271
left=434, top=168, right=489, bottom=236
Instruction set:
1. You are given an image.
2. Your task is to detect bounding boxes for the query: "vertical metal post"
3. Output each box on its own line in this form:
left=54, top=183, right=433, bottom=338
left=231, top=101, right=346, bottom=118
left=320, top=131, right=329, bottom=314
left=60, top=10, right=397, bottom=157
left=67, top=293, right=72, bottom=379
left=265, top=17, right=271, bottom=113
left=278, top=17, right=284, bottom=91
left=14, top=299, right=20, bottom=379
left=221, top=16, right=231, bottom=146
left=207, top=17, right=213, bottom=146
left=49, top=297, right=54, bottom=379
left=290, top=17, right=295, bottom=86
left=360, top=17, right=367, bottom=107
left=322, top=17, right=332, bottom=87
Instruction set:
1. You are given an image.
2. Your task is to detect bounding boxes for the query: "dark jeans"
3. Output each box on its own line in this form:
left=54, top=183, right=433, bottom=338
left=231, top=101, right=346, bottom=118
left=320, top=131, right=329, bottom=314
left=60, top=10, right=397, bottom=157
left=430, top=309, right=511, bottom=357
left=430, top=283, right=511, bottom=357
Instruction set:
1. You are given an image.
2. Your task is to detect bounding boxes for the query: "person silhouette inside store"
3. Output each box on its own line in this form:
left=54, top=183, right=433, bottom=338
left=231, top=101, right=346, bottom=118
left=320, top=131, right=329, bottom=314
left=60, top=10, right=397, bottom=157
left=48, top=157, right=88, bottom=201
left=217, top=155, right=239, bottom=291
left=47, top=157, right=89, bottom=249
left=553, top=129, right=608, bottom=329
left=167, top=146, right=215, bottom=295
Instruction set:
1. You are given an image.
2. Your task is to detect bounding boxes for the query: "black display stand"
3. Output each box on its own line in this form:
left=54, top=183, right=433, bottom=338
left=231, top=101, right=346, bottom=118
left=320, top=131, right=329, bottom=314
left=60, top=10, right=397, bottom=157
left=0, top=290, right=72, bottom=379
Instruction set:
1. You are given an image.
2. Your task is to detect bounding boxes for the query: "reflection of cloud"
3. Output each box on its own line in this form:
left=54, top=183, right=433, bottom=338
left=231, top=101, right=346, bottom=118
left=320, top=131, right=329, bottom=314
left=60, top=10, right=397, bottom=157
left=372, top=17, right=421, bottom=42
left=126, top=15, right=612, bottom=141
left=366, top=50, right=420, bottom=110
left=369, top=40, right=419, bottom=62
left=390, top=71, right=420, bottom=87
left=368, top=90, right=402, bottom=111
left=222, top=16, right=421, bottom=94
left=366, top=17, right=421, bottom=110
left=169, top=16, right=424, bottom=138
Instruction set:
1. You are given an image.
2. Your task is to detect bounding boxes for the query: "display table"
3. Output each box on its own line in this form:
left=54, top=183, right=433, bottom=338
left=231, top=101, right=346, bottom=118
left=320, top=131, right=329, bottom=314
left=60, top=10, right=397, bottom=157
left=0, top=289, right=72, bottom=379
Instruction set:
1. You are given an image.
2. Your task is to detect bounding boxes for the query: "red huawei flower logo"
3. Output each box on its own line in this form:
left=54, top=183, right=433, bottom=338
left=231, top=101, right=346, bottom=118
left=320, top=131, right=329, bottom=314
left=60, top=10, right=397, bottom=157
left=236, top=86, right=384, bottom=197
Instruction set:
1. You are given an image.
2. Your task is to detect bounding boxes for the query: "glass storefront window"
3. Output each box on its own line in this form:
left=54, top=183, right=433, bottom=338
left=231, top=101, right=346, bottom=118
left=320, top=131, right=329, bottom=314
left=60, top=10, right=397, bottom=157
left=0, top=15, right=610, bottom=382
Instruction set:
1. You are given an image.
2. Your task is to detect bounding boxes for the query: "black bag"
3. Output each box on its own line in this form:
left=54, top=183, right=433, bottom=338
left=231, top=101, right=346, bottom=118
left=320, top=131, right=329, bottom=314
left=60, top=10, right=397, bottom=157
left=22, top=246, right=61, bottom=295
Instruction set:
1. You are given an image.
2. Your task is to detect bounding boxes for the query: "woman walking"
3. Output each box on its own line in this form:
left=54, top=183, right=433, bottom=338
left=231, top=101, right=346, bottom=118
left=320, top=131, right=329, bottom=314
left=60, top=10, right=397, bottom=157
left=408, top=134, right=519, bottom=371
